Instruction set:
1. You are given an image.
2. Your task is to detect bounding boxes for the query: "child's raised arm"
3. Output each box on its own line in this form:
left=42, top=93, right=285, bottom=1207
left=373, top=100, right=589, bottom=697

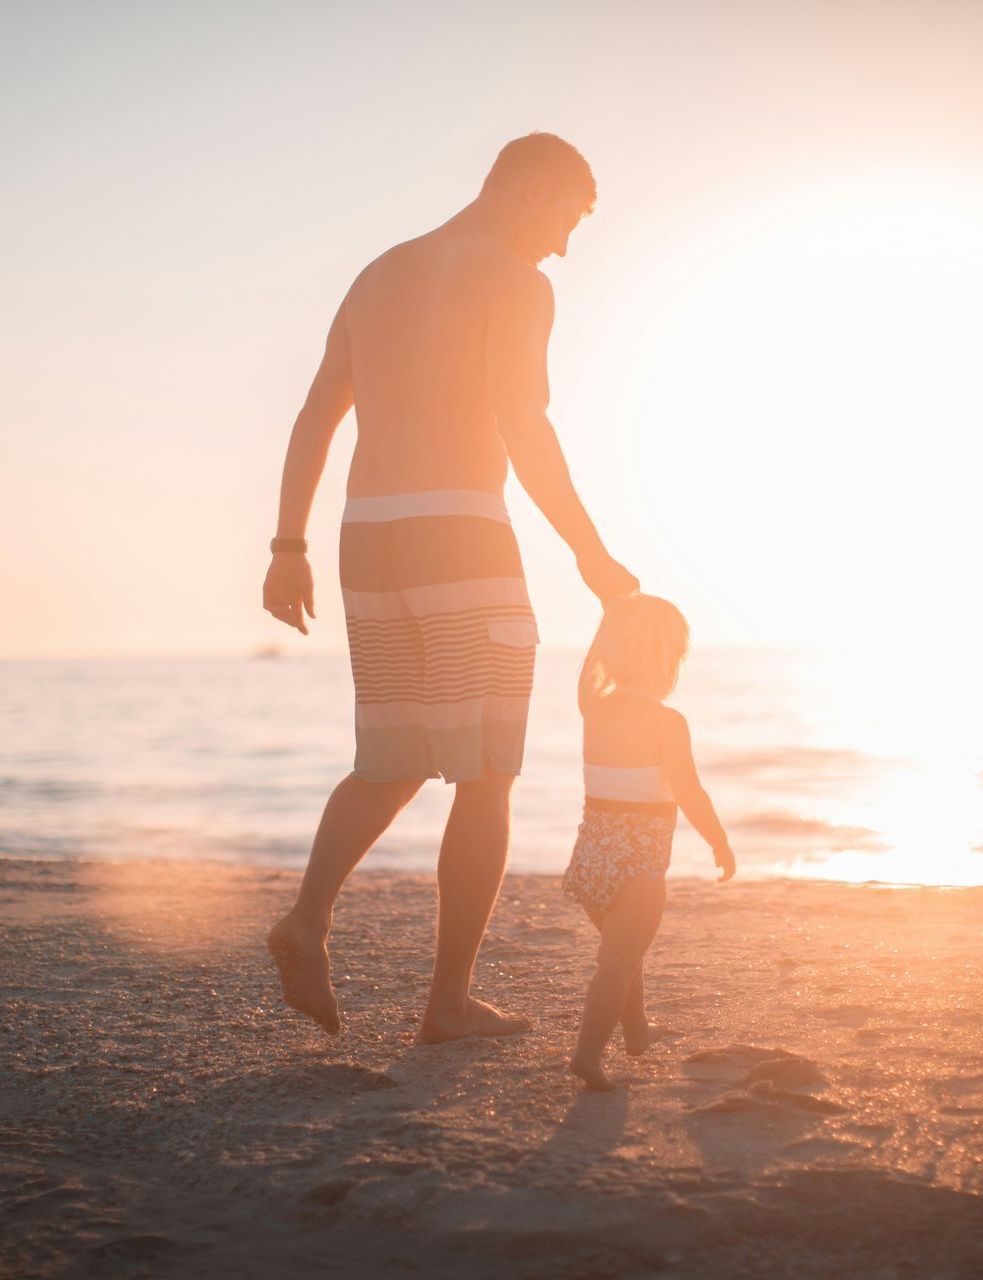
left=660, top=708, right=736, bottom=882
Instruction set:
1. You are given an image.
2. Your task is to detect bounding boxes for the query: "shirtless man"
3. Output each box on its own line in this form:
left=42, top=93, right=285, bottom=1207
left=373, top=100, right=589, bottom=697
left=264, top=133, right=638, bottom=1042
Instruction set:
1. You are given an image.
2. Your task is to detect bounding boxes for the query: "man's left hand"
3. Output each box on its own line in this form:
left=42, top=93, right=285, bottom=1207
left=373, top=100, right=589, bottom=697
left=263, top=554, right=316, bottom=635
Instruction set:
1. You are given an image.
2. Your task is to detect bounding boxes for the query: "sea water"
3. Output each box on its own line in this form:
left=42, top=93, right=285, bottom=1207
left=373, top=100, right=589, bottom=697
left=1, top=650, right=980, bottom=884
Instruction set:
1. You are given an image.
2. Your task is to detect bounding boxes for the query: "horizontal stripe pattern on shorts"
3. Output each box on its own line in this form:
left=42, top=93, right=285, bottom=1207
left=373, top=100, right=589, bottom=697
left=340, top=491, right=538, bottom=784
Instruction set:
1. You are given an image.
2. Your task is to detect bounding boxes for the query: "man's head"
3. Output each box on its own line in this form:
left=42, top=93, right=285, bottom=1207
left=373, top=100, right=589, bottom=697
left=480, top=133, right=596, bottom=264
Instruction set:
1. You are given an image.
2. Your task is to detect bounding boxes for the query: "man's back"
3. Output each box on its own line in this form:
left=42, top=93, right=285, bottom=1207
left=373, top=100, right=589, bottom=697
left=343, top=224, right=519, bottom=497
left=264, top=132, right=637, bottom=641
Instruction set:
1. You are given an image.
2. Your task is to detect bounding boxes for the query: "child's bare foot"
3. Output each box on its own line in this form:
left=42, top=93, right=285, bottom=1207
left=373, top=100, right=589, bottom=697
left=622, top=1020, right=669, bottom=1057
left=569, top=1052, right=617, bottom=1091
left=418, top=997, right=531, bottom=1044
left=267, top=914, right=340, bottom=1035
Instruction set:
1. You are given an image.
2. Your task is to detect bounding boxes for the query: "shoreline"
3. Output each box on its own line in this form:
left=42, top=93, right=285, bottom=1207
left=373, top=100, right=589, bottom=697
left=4, top=851, right=979, bottom=891
left=2, top=857, right=981, bottom=1277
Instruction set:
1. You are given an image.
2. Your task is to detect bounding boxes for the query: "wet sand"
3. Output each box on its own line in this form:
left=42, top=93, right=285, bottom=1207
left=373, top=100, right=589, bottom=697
left=1, top=857, right=981, bottom=1278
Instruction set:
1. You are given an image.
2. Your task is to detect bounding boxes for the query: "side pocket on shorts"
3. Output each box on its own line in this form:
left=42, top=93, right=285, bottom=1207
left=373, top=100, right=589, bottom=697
left=486, top=618, right=540, bottom=648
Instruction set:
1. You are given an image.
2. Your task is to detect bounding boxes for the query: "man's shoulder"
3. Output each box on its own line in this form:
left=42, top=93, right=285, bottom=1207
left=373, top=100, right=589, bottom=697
left=423, top=226, right=551, bottom=303
left=494, top=254, right=551, bottom=293
left=346, top=237, right=422, bottom=297
left=490, top=258, right=553, bottom=321
left=345, top=231, right=552, bottom=321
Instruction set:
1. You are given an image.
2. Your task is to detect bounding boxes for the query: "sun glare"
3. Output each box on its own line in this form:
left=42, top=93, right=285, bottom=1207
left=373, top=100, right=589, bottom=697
left=626, top=166, right=983, bottom=652
left=623, top=168, right=983, bottom=886
left=780, top=764, right=982, bottom=887
left=771, top=635, right=983, bottom=885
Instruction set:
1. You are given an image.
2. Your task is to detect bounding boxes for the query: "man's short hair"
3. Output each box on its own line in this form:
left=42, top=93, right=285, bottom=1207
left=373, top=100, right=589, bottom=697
left=481, top=133, right=597, bottom=215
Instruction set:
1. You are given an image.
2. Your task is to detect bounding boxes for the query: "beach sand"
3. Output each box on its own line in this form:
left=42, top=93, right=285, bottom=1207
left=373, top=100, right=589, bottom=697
left=1, top=857, right=981, bottom=1279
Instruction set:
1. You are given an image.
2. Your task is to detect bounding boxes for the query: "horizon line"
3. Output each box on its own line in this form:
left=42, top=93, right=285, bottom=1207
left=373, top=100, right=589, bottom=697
left=0, top=641, right=820, bottom=663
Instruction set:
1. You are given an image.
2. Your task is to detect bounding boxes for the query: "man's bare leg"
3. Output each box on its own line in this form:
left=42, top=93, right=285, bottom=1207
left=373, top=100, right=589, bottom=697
left=419, top=771, right=529, bottom=1042
left=268, top=772, right=422, bottom=1033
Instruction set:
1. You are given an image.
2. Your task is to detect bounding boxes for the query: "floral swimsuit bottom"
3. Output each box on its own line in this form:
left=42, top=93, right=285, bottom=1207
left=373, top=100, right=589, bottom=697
left=562, top=806, right=676, bottom=915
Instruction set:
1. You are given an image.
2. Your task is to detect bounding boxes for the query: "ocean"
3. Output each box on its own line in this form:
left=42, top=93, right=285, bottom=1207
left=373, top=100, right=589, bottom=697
left=2, top=649, right=980, bottom=885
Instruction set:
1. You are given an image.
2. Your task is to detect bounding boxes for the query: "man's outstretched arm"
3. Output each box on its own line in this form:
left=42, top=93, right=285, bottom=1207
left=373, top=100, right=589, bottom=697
left=263, top=307, right=353, bottom=634
left=487, top=267, right=637, bottom=603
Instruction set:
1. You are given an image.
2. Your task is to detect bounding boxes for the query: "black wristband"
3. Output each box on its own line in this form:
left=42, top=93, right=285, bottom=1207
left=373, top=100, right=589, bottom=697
left=270, top=537, right=308, bottom=554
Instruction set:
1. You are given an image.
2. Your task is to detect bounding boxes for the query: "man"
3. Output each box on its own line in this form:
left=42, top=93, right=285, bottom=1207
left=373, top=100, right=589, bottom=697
left=264, top=133, right=637, bottom=1042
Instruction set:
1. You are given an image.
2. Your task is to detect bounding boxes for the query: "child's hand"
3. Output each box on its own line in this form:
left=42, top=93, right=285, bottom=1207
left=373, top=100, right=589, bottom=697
left=713, top=844, right=736, bottom=883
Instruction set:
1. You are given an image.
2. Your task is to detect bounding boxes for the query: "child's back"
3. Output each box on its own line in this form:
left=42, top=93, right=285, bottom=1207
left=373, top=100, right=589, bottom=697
left=564, top=689, right=678, bottom=921
left=582, top=689, right=674, bottom=807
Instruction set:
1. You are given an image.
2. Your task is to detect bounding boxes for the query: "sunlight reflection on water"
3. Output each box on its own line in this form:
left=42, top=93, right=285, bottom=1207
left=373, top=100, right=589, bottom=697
left=0, top=649, right=979, bottom=885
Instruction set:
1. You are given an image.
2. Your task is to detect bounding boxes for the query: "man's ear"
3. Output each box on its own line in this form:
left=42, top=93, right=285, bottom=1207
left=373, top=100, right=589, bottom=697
left=526, top=174, right=550, bottom=210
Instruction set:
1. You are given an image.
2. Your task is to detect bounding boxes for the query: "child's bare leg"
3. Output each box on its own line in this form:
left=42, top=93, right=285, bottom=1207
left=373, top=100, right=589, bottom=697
left=620, top=965, right=668, bottom=1055
left=571, top=876, right=665, bottom=1090
left=587, top=893, right=667, bottom=1056
left=620, top=964, right=648, bottom=1049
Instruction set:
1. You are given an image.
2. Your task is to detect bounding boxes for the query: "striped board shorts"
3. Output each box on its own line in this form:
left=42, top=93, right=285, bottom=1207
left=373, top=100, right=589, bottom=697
left=340, top=490, right=540, bottom=784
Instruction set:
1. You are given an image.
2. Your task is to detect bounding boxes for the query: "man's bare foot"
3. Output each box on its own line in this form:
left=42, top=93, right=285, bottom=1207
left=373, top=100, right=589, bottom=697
left=622, top=1020, right=669, bottom=1057
left=418, top=996, right=531, bottom=1044
left=267, top=914, right=340, bottom=1035
left=569, top=1052, right=616, bottom=1092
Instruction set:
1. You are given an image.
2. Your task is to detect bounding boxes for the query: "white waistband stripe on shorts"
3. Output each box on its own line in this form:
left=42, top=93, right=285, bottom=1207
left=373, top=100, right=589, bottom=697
left=342, top=490, right=509, bottom=524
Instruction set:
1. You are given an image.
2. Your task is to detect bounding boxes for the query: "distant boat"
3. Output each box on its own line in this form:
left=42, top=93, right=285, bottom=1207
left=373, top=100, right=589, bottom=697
left=252, top=645, right=284, bottom=660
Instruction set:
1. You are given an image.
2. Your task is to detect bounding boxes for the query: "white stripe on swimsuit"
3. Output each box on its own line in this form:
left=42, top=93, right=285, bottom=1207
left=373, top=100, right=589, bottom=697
left=584, top=763, right=674, bottom=804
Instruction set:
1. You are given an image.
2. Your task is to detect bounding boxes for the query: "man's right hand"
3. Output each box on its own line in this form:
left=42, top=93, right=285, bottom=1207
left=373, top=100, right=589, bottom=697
left=576, top=548, right=639, bottom=605
left=263, top=554, right=316, bottom=635
left=714, top=844, right=737, bottom=883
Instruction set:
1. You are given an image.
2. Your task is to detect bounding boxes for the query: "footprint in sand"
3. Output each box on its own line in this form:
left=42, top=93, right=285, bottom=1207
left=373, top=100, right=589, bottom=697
left=746, top=1082, right=845, bottom=1114
left=685, top=1045, right=842, bottom=1116
left=299, top=1179, right=355, bottom=1210
left=812, top=1004, right=876, bottom=1028
left=691, top=1084, right=844, bottom=1116
left=690, top=1092, right=759, bottom=1115
left=274, top=1064, right=397, bottom=1096
left=744, top=1056, right=827, bottom=1090
left=322, top=1064, right=397, bottom=1092
left=683, top=1044, right=798, bottom=1082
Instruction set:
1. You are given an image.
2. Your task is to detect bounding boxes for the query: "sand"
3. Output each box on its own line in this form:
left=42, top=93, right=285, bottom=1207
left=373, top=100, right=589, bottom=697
left=1, top=857, right=981, bottom=1279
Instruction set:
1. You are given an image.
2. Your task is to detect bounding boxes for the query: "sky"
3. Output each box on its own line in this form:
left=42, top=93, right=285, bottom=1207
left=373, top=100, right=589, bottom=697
left=2, top=0, right=983, bottom=658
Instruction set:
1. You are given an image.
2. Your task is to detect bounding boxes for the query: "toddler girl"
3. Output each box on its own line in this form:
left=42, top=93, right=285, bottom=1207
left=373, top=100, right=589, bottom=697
left=563, top=593, right=736, bottom=1090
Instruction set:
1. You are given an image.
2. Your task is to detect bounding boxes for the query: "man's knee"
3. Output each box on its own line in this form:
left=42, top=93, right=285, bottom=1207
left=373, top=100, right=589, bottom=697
left=454, top=770, right=515, bottom=810
left=344, top=772, right=424, bottom=811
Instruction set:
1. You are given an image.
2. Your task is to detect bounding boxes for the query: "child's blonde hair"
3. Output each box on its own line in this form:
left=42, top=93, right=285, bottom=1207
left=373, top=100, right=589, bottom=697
left=578, top=593, right=690, bottom=714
